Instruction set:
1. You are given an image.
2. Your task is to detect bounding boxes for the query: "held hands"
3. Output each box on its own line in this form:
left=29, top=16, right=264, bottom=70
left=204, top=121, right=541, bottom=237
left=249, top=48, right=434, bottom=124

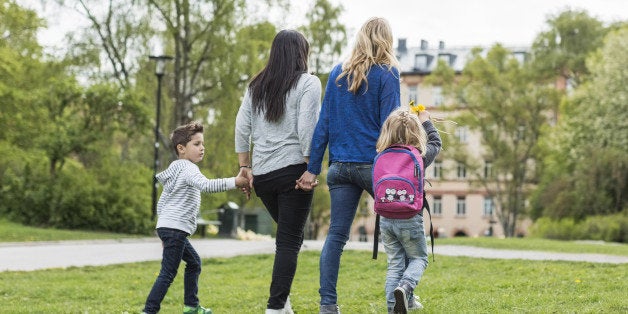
left=236, top=167, right=253, bottom=200
left=295, top=171, right=319, bottom=191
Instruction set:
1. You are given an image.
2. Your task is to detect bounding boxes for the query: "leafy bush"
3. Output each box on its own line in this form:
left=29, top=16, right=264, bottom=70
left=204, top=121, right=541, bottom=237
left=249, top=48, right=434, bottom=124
left=0, top=143, right=153, bottom=234
left=529, top=212, right=627, bottom=243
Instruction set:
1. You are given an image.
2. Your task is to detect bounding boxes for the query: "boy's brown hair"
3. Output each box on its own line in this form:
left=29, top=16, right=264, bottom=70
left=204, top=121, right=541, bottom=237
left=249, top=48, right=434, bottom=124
left=170, top=122, right=203, bottom=156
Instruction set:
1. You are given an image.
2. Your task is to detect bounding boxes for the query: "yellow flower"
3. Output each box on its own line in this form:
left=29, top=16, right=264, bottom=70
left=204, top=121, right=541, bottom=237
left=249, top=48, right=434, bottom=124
left=409, top=100, right=426, bottom=114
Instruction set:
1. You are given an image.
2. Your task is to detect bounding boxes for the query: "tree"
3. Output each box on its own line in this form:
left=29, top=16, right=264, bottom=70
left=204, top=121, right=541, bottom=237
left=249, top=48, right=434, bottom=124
left=532, top=25, right=628, bottom=220
left=0, top=0, right=45, bottom=143
left=146, top=0, right=247, bottom=127
left=531, top=9, right=607, bottom=87
left=433, top=45, right=560, bottom=237
left=298, top=0, right=346, bottom=76
left=66, top=0, right=154, bottom=90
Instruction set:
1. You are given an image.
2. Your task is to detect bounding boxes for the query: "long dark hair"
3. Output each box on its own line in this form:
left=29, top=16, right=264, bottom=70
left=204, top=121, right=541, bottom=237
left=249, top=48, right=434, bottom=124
left=249, top=30, right=309, bottom=122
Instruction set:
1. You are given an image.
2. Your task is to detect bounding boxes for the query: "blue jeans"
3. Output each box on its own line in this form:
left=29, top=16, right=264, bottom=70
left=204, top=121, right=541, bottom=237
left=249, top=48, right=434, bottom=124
left=143, top=228, right=201, bottom=314
left=380, top=214, right=428, bottom=311
left=254, top=163, right=313, bottom=310
left=319, top=162, right=374, bottom=305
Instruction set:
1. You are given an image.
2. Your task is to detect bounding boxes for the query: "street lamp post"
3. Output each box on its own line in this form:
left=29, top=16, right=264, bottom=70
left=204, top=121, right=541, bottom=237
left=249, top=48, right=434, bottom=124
left=149, top=55, right=173, bottom=221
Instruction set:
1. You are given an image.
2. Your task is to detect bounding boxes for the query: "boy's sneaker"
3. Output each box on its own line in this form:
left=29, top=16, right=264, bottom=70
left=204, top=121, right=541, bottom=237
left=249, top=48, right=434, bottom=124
left=183, top=305, right=212, bottom=314
left=408, top=295, right=423, bottom=310
left=393, top=286, right=409, bottom=314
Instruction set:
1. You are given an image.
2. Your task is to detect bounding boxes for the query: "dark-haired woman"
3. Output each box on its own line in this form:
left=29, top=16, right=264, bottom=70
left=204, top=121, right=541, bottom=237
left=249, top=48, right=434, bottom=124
left=235, top=29, right=321, bottom=314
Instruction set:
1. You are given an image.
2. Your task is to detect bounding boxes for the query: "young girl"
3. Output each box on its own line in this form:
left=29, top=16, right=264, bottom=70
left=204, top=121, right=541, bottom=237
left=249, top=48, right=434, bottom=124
left=375, top=108, right=442, bottom=314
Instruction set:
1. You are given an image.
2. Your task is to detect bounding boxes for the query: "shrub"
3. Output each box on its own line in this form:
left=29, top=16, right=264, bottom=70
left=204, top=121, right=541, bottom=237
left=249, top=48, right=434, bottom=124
left=0, top=144, right=153, bottom=234
left=529, top=212, right=628, bottom=243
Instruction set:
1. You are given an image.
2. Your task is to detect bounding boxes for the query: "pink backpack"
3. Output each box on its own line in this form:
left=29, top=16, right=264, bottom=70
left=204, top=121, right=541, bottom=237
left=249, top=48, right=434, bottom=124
left=373, top=145, right=425, bottom=218
left=371, top=144, right=434, bottom=260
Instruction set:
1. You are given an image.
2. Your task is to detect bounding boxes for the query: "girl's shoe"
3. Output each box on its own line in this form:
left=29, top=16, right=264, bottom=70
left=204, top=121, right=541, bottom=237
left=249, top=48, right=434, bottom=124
left=408, top=296, right=423, bottom=310
left=393, top=286, right=409, bottom=314
left=183, top=305, right=212, bottom=314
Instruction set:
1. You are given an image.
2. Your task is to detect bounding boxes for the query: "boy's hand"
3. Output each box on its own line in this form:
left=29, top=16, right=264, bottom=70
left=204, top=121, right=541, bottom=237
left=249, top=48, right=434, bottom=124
left=236, top=167, right=253, bottom=199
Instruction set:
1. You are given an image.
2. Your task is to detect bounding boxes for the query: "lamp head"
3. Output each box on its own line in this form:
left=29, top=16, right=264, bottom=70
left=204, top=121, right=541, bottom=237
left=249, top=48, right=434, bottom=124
left=149, top=55, right=173, bottom=76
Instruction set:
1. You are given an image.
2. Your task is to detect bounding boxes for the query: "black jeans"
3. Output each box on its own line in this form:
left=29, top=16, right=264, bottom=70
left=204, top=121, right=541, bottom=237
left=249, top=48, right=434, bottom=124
left=253, top=163, right=313, bottom=310
left=143, top=228, right=201, bottom=314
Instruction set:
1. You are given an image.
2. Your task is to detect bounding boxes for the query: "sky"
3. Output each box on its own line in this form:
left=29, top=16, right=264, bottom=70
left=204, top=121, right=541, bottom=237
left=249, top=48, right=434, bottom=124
left=315, top=0, right=628, bottom=49
left=22, top=0, right=628, bottom=55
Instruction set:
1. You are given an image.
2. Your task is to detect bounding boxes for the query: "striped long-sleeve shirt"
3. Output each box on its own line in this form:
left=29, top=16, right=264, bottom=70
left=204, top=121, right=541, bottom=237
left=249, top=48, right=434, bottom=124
left=156, top=159, right=236, bottom=235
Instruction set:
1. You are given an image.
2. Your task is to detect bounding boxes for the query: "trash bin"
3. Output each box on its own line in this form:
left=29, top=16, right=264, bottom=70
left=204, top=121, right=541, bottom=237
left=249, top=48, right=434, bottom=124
left=218, top=201, right=240, bottom=237
left=243, top=208, right=273, bottom=235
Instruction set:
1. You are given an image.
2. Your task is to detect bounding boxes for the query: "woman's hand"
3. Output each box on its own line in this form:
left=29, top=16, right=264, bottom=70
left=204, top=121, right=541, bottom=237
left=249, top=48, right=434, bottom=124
left=236, top=167, right=253, bottom=199
left=295, top=171, right=319, bottom=191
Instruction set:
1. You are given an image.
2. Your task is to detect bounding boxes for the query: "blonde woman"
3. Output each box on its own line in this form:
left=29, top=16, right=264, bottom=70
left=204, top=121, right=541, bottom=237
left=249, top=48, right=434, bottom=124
left=296, top=17, right=401, bottom=314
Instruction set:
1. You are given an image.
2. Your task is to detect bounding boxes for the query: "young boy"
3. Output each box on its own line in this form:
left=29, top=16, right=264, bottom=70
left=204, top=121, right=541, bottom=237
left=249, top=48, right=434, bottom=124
left=142, top=122, right=249, bottom=314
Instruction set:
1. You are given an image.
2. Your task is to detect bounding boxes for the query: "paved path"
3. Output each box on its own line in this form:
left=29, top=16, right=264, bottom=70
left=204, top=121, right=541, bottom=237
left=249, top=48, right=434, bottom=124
left=0, top=238, right=626, bottom=272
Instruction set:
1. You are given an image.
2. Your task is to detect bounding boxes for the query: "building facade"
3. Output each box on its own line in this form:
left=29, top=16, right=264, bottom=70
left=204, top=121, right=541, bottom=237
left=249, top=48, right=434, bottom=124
left=399, top=39, right=534, bottom=238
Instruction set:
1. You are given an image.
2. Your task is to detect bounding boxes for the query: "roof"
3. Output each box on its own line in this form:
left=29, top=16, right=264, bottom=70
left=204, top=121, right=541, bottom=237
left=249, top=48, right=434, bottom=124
left=395, top=39, right=529, bottom=75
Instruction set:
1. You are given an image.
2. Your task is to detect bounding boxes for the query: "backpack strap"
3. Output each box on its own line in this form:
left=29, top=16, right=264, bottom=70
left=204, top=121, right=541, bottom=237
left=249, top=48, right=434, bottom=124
left=373, top=202, right=433, bottom=261
left=423, top=194, right=435, bottom=262
left=372, top=214, right=380, bottom=259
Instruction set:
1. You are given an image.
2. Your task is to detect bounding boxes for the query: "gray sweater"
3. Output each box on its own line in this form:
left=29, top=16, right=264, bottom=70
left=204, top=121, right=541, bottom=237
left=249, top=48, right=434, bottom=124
left=235, top=73, right=322, bottom=175
left=156, top=159, right=236, bottom=235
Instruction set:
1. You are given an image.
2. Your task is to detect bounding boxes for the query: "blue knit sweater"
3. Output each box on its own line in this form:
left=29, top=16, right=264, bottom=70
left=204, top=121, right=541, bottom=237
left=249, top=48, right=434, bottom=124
left=307, top=63, right=400, bottom=174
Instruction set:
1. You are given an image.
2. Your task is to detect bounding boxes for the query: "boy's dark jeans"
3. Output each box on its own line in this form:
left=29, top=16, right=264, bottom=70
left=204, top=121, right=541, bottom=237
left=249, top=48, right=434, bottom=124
left=254, top=163, right=313, bottom=310
left=143, top=228, right=201, bottom=314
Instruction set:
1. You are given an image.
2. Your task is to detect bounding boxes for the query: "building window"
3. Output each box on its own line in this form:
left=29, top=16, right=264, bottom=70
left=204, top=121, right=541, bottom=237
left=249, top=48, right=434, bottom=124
left=455, top=126, right=468, bottom=143
left=408, top=85, right=418, bottom=104
left=513, top=51, right=527, bottom=64
left=438, top=53, right=455, bottom=66
left=432, top=161, right=442, bottom=179
left=414, top=54, right=429, bottom=71
left=433, top=86, right=443, bottom=105
left=483, top=197, right=495, bottom=216
left=456, top=197, right=466, bottom=216
left=484, top=161, right=493, bottom=179
left=433, top=196, right=442, bottom=215
left=457, top=162, right=466, bottom=179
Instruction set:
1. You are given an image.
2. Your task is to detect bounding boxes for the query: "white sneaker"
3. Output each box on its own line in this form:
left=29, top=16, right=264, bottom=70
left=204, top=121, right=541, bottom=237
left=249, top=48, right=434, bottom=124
left=284, top=296, right=294, bottom=314
left=265, top=296, right=294, bottom=314
left=393, top=286, right=408, bottom=314
left=408, top=295, right=423, bottom=310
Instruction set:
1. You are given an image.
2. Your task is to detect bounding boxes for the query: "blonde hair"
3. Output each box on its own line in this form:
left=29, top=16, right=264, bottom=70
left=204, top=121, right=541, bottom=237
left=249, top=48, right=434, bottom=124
left=376, top=109, right=427, bottom=154
left=337, top=17, right=399, bottom=93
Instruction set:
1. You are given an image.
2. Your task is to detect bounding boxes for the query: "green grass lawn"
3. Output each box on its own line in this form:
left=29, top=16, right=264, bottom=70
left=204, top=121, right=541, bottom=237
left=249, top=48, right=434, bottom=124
left=0, top=250, right=626, bottom=313
left=1, top=219, right=627, bottom=312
